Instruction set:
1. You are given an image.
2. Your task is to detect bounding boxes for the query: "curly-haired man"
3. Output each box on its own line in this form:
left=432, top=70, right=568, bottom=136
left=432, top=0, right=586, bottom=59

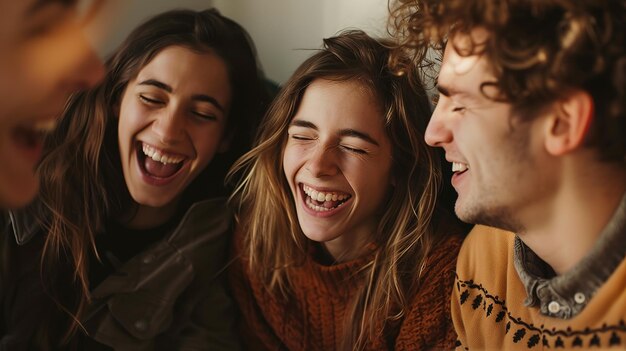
left=391, top=0, right=626, bottom=348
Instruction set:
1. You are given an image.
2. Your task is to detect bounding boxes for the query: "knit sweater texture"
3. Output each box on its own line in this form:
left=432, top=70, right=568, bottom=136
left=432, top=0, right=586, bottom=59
left=452, top=225, right=626, bottom=350
left=229, top=232, right=463, bottom=350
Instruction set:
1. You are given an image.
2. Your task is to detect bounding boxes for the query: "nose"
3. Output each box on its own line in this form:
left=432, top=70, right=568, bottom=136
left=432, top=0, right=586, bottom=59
left=71, top=43, right=105, bottom=91
left=55, top=29, right=105, bottom=94
left=424, top=103, right=453, bottom=147
left=305, top=144, right=339, bottom=178
left=152, top=108, right=185, bottom=144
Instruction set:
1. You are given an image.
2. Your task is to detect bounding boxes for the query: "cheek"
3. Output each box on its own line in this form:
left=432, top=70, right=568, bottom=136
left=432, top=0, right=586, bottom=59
left=348, top=156, right=393, bottom=197
left=282, top=143, right=304, bottom=179
left=0, top=54, right=43, bottom=113
left=117, top=98, right=145, bottom=137
left=192, top=127, right=226, bottom=164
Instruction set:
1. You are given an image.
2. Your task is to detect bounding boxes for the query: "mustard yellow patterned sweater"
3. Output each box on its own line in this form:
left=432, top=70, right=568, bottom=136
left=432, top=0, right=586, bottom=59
left=452, top=225, right=626, bottom=350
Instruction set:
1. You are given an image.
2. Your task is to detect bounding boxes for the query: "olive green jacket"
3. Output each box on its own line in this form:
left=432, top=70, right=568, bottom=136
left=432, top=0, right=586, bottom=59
left=1, top=197, right=240, bottom=351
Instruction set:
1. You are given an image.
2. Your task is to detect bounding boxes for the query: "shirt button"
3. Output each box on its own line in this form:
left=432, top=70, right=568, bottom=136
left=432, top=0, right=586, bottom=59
left=574, top=292, right=586, bottom=304
left=548, top=301, right=561, bottom=314
left=134, top=319, right=148, bottom=332
left=142, top=255, right=154, bottom=264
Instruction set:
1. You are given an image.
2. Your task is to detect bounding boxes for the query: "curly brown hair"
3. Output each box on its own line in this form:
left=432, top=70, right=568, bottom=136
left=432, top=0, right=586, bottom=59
left=389, top=0, right=626, bottom=162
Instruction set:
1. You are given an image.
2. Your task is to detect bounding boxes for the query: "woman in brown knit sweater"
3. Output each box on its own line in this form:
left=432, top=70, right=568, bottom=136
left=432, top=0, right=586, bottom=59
left=227, top=30, right=465, bottom=350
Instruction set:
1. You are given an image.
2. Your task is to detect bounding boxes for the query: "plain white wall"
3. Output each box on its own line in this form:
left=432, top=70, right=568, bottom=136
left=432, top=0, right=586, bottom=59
left=96, top=0, right=215, bottom=58
left=214, top=0, right=389, bottom=83
left=97, top=0, right=389, bottom=84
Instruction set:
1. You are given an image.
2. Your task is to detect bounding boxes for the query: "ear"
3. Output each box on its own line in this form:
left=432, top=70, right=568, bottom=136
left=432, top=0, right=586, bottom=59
left=544, top=90, right=594, bottom=156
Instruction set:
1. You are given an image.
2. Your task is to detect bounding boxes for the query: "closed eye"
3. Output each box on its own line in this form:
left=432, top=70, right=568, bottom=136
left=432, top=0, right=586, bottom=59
left=139, top=94, right=163, bottom=105
left=291, top=134, right=314, bottom=141
left=340, top=145, right=366, bottom=154
left=452, top=106, right=466, bottom=113
left=192, top=111, right=217, bottom=121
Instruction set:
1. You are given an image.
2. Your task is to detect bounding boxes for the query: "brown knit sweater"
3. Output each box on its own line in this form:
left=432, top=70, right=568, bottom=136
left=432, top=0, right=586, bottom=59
left=228, top=231, right=463, bottom=350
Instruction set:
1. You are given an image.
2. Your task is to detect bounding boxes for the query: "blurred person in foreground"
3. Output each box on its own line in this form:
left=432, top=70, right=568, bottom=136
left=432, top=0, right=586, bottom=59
left=0, top=0, right=105, bottom=209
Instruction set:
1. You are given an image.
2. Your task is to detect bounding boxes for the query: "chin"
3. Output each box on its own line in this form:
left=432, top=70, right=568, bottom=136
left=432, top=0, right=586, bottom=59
left=130, top=191, right=175, bottom=209
left=300, top=226, right=338, bottom=244
left=457, top=201, right=522, bottom=232
left=0, top=181, right=39, bottom=209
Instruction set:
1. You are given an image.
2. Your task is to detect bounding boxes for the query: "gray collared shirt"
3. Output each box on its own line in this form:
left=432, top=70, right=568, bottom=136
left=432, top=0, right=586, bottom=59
left=513, top=191, right=626, bottom=319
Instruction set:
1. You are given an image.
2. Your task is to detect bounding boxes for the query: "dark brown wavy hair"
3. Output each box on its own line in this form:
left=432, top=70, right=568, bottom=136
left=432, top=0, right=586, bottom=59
left=29, top=8, right=266, bottom=347
left=229, top=30, right=446, bottom=350
left=390, top=0, right=626, bottom=162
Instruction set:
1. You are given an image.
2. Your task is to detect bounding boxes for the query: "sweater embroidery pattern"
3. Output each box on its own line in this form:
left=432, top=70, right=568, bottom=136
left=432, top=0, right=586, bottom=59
left=455, top=275, right=626, bottom=349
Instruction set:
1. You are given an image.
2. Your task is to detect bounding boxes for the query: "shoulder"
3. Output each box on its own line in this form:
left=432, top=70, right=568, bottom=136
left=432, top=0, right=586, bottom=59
left=404, top=232, right=465, bottom=316
left=3, top=209, right=41, bottom=245
left=173, top=198, right=232, bottom=243
left=456, top=225, right=515, bottom=279
left=183, top=197, right=232, bottom=229
left=421, top=225, right=465, bottom=279
left=170, top=198, right=234, bottom=268
left=395, top=234, right=463, bottom=349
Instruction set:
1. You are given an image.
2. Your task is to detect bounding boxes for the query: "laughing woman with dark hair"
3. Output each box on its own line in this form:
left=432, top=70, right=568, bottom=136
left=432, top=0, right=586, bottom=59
left=2, top=8, right=267, bottom=350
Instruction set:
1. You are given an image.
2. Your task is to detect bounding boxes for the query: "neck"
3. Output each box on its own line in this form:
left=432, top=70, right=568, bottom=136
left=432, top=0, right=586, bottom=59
left=124, top=197, right=181, bottom=230
left=518, top=160, right=626, bottom=275
left=323, top=238, right=371, bottom=263
left=322, top=221, right=376, bottom=263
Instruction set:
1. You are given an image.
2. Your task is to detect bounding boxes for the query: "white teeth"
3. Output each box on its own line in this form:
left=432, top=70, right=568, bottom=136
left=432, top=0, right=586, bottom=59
left=305, top=196, right=348, bottom=212
left=33, top=119, right=58, bottom=133
left=142, top=143, right=185, bottom=164
left=452, top=162, right=469, bottom=173
left=302, top=184, right=350, bottom=203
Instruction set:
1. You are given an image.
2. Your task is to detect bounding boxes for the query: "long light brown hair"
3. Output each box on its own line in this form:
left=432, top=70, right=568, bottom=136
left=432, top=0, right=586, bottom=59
left=229, top=30, right=446, bottom=349
left=389, top=0, right=626, bottom=162
left=27, top=9, right=266, bottom=347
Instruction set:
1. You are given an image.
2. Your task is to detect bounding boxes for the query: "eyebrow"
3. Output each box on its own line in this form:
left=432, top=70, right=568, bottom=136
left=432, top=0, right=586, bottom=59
left=138, top=79, right=225, bottom=112
left=437, top=83, right=479, bottom=103
left=289, top=119, right=380, bottom=146
left=28, top=0, right=77, bottom=15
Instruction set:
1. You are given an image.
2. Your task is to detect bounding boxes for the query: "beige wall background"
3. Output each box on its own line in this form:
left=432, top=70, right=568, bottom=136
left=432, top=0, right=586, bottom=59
left=97, top=0, right=389, bottom=84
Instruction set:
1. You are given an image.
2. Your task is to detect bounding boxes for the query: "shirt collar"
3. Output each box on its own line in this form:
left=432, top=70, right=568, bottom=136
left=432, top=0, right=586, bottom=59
left=514, top=191, right=626, bottom=319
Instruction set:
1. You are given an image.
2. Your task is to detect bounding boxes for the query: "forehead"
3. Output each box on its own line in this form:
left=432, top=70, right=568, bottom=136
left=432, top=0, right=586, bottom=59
left=438, top=30, right=497, bottom=97
left=0, top=0, right=104, bottom=30
left=293, top=79, right=391, bottom=145
left=0, top=0, right=74, bottom=37
left=137, top=46, right=229, bottom=86
left=296, top=79, right=382, bottom=123
left=132, top=46, right=232, bottom=109
left=0, top=0, right=78, bottom=20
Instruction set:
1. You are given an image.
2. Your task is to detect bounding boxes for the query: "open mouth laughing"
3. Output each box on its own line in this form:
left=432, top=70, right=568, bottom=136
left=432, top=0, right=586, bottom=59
left=300, top=183, right=352, bottom=212
left=136, top=141, right=187, bottom=183
left=451, top=162, right=470, bottom=189
left=452, top=162, right=469, bottom=174
left=11, top=118, right=59, bottom=163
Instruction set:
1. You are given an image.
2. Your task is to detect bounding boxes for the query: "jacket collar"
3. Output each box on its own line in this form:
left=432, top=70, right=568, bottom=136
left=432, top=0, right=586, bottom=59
left=8, top=210, right=39, bottom=245
left=8, top=197, right=230, bottom=247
